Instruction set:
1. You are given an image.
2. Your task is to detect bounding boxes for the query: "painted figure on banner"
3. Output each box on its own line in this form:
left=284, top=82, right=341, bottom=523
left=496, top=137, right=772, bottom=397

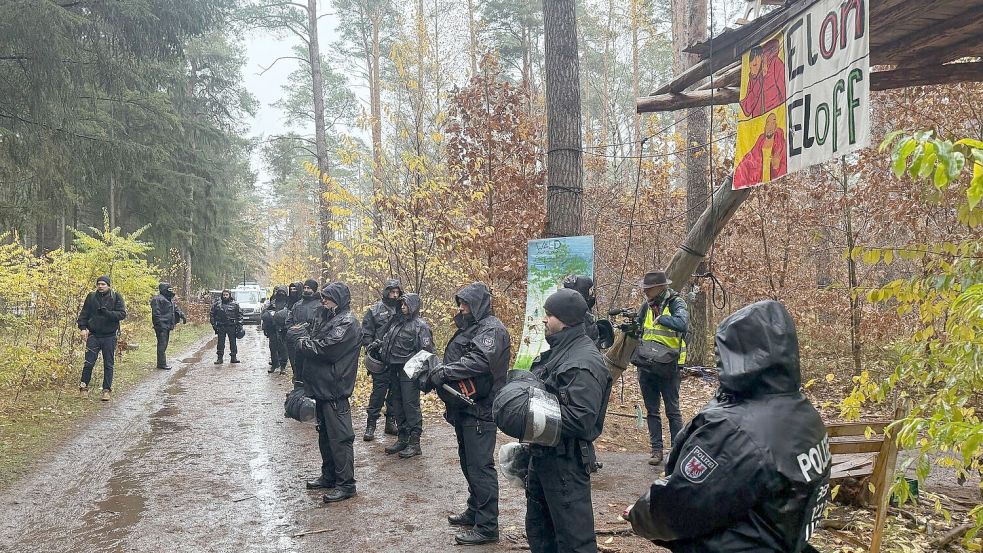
left=735, top=112, right=787, bottom=186
left=740, top=38, right=786, bottom=118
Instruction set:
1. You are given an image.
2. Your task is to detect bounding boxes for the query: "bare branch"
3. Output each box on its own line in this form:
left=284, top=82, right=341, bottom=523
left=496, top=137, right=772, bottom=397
left=258, top=56, right=309, bottom=75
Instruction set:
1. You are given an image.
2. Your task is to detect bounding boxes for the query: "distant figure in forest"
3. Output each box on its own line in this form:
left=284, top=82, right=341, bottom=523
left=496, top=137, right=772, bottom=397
left=77, top=275, right=127, bottom=401
left=210, top=289, right=243, bottom=364
left=150, top=282, right=186, bottom=370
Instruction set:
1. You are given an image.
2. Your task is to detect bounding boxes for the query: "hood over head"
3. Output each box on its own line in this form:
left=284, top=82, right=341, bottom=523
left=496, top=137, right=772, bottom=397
left=715, top=300, right=801, bottom=397
left=288, top=281, right=302, bottom=300
left=159, top=282, right=175, bottom=298
left=562, top=275, right=596, bottom=309
left=401, top=293, right=422, bottom=318
left=382, top=278, right=403, bottom=307
left=273, top=285, right=288, bottom=298
left=455, top=282, right=492, bottom=322
left=320, top=282, right=351, bottom=312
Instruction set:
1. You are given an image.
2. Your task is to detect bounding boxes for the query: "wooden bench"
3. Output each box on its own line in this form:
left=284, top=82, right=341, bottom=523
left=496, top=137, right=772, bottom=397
left=826, top=408, right=904, bottom=553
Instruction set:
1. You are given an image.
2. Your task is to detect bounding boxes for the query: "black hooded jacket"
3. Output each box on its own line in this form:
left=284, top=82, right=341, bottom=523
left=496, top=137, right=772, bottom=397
left=286, top=290, right=321, bottom=329
left=627, top=300, right=830, bottom=553
left=440, top=282, right=512, bottom=422
left=563, top=276, right=601, bottom=346
left=379, top=293, right=435, bottom=366
left=361, top=279, right=402, bottom=346
left=287, top=282, right=303, bottom=308
left=299, top=283, right=362, bottom=401
left=530, top=323, right=612, bottom=447
left=262, top=286, right=289, bottom=336
left=77, top=288, right=127, bottom=337
left=150, top=283, right=185, bottom=331
left=210, top=293, right=243, bottom=329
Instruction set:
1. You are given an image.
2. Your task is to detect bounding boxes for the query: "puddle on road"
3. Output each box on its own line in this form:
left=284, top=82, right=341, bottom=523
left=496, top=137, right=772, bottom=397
left=180, top=337, right=217, bottom=364
left=76, top=457, right=148, bottom=552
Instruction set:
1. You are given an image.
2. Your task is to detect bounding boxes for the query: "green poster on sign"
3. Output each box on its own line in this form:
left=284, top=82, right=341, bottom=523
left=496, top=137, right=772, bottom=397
left=513, top=236, right=594, bottom=370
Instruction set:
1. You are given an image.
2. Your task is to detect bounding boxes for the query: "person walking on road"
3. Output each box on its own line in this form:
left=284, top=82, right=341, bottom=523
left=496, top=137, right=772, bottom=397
left=210, top=289, right=243, bottom=364
left=77, top=275, right=127, bottom=401
left=150, top=282, right=186, bottom=370
left=299, top=282, right=362, bottom=503
left=379, top=293, right=435, bottom=458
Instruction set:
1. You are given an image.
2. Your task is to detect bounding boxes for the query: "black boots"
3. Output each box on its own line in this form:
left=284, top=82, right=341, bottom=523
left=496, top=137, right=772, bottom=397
left=323, top=488, right=356, bottom=503
left=398, top=431, right=422, bottom=458
left=649, top=449, right=664, bottom=466
left=385, top=433, right=409, bottom=455
left=447, top=511, right=476, bottom=526
left=230, top=355, right=240, bottom=364
left=454, top=528, right=499, bottom=545
left=384, top=416, right=398, bottom=436
left=306, top=476, right=335, bottom=489
left=214, top=355, right=223, bottom=364
left=363, top=418, right=377, bottom=442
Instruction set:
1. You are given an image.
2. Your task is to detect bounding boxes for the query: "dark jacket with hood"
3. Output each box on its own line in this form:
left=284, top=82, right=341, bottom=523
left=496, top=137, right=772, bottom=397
left=150, top=283, right=185, bottom=331
left=286, top=289, right=321, bottom=329
left=530, top=323, right=613, bottom=462
left=627, top=300, right=830, bottom=553
left=262, top=286, right=289, bottom=337
left=379, top=293, right=435, bottom=366
left=287, top=282, right=303, bottom=308
left=563, top=276, right=601, bottom=346
left=438, top=282, right=511, bottom=422
left=210, top=293, right=243, bottom=329
left=78, top=287, right=127, bottom=337
left=299, top=282, right=362, bottom=401
left=361, top=279, right=402, bottom=346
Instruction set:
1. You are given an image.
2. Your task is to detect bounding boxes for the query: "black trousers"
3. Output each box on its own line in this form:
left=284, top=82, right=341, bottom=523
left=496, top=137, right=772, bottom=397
left=638, top=365, right=682, bottom=451
left=453, top=417, right=499, bottom=535
left=315, top=397, right=356, bottom=492
left=365, top=368, right=395, bottom=421
left=216, top=329, right=238, bottom=357
left=81, top=334, right=116, bottom=391
left=388, top=364, right=422, bottom=436
left=268, top=332, right=287, bottom=368
left=525, top=451, right=596, bottom=553
left=154, top=328, right=170, bottom=368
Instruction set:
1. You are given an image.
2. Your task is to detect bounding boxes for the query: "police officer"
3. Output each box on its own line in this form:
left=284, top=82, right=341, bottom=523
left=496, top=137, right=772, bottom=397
left=286, top=279, right=321, bottom=383
left=626, top=300, right=829, bottom=552
left=150, top=282, right=186, bottom=370
left=630, top=271, right=688, bottom=466
left=299, top=282, right=362, bottom=503
left=262, top=285, right=289, bottom=374
left=210, top=289, right=243, bottom=364
left=361, top=279, right=403, bottom=440
left=379, top=293, right=435, bottom=458
left=526, top=288, right=613, bottom=553
left=421, top=282, right=510, bottom=546
left=562, top=275, right=600, bottom=347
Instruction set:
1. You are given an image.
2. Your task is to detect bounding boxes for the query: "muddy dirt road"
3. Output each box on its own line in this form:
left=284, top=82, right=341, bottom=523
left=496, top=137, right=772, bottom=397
left=0, top=331, right=664, bottom=552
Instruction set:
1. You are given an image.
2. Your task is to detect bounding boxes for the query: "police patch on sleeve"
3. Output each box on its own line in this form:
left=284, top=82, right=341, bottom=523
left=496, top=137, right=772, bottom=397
left=421, top=335, right=431, bottom=347
left=331, top=326, right=345, bottom=338
left=481, top=335, right=494, bottom=349
left=680, top=446, right=718, bottom=483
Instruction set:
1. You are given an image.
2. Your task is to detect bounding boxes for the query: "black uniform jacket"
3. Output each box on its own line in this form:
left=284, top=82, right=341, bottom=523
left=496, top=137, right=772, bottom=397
left=627, top=300, right=830, bottom=553
left=77, top=289, right=127, bottom=337
left=210, top=299, right=242, bottom=329
left=299, top=283, right=362, bottom=401
left=440, top=282, right=511, bottom=422
left=361, top=279, right=401, bottom=346
left=379, top=293, right=435, bottom=366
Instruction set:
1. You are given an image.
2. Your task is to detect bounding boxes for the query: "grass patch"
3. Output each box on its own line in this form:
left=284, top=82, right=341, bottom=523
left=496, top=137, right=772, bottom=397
left=0, top=323, right=211, bottom=489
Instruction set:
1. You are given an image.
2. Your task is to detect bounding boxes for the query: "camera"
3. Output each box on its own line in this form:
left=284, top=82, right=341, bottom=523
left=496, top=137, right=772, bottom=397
left=607, top=307, right=641, bottom=338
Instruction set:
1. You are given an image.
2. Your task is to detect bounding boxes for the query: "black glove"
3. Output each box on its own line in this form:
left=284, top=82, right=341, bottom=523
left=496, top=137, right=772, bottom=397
left=180, top=315, right=187, bottom=324
left=212, top=326, right=219, bottom=335
left=417, top=367, right=435, bottom=394
left=368, top=339, right=382, bottom=354
left=429, top=366, right=446, bottom=388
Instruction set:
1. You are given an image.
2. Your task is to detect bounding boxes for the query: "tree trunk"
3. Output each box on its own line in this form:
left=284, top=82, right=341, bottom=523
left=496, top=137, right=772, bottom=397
left=631, top=0, right=641, bottom=154
left=467, top=0, right=479, bottom=76
left=841, top=160, right=862, bottom=375
left=369, top=10, right=384, bottom=226
left=543, top=0, right=584, bottom=238
left=307, top=0, right=333, bottom=283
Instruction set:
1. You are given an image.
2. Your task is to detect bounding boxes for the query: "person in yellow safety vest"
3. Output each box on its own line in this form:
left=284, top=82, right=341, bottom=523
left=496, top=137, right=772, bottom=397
left=629, top=271, right=689, bottom=467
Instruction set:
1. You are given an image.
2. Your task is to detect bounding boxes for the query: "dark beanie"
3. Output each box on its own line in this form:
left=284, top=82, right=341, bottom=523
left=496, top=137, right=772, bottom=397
left=544, top=288, right=587, bottom=327
left=96, top=275, right=111, bottom=286
left=303, top=278, right=319, bottom=291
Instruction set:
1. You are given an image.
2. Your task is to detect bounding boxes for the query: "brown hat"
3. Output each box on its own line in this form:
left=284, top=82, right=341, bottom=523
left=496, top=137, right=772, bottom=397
left=638, top=271, right=672, bottom=289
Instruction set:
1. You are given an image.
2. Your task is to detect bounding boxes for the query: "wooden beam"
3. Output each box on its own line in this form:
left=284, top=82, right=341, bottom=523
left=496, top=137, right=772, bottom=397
left=636, top=88, right=739, bottom=113
left=666, top=175, right=750, bottom=288
left=637, top=62, right=983, bottom=112
left=876, top=4, right=983, bottom=65
left=684, top=0, right=815, bottom=58
left=829, top=439, right=886, bottom=455
left=871, top=61, right=983, bottom=90
left=826, top=421, right=891, bottom=438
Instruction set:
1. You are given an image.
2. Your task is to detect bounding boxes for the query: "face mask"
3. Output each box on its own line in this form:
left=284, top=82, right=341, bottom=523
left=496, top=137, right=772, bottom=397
left=163, top=289, right=175, bottom=299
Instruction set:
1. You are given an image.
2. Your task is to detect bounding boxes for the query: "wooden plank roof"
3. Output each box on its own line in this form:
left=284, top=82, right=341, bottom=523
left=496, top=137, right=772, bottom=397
left=639, top=0, right=983, bottom=112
